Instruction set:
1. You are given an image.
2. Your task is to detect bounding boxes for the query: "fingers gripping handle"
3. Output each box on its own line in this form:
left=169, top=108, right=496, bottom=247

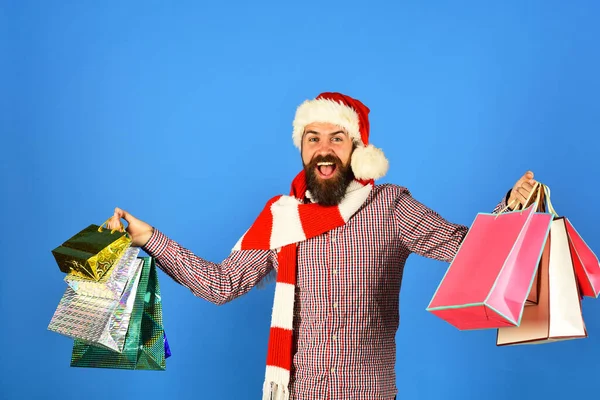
left=500, top=182, right=540, bottom=214
left=499, top=181, right=558, bottom=217
left=98, top=217, right=127, bottom=235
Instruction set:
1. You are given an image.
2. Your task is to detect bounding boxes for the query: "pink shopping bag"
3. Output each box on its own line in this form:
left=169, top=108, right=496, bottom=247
left=426, top=203, right=553, bottom=330
left=564, top=219, right=600, bottom=298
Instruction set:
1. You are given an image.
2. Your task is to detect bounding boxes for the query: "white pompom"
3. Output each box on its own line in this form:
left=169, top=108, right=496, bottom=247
left=350, top=144, right=389, bottom=180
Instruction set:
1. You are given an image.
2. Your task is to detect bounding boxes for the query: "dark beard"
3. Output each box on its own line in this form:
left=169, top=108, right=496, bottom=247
left=304, top=154, right=355, bottom=206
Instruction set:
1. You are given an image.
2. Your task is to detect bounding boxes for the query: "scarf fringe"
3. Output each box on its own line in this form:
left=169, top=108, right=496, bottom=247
left=263, top=381, right=290, bottom=400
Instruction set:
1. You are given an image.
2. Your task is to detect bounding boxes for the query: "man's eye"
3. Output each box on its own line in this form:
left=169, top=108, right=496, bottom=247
left=308, top=137, right=318, bottom=142
left=332, top=137, right=343, bottom=142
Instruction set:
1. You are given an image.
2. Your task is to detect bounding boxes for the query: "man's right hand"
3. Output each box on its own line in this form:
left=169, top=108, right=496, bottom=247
left=107, top=207, right=154, bottom=248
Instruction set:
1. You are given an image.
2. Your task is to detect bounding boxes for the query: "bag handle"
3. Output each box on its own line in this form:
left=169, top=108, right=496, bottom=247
left=543, top=185, right=559, bottom=217
left=501, top=181, right=559, bottom=217
left=98, top=218, right=126, bottom=234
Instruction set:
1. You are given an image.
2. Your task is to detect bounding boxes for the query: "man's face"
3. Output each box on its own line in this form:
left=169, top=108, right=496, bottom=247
left=301, top=122, right=355, bottom=206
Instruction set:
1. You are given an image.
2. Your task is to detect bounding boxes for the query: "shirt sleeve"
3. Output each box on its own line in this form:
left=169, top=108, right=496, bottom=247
left=493, top=188, right=513, bottom=213
left=393, top=187, right=509, bottom=263
left=142, top=228, right=277, bottom=305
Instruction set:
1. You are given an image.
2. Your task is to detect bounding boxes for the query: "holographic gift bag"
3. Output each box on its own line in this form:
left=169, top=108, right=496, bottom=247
left=70, top=257, right=168, bottom=371
left=52, top=220, right=131, bottom=281
left=65, top=247, right=141, bottom=299
left=48, top=257, right=145, bottom=353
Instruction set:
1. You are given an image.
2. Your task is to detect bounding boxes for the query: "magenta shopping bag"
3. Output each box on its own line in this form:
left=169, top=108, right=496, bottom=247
left=427, top=204, right=553, bottom=330
left=564, top=219, right=600, bottom=298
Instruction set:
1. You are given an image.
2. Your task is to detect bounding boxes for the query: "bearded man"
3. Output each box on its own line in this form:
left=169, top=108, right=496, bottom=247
left=108, top=92, right=537, bottom=400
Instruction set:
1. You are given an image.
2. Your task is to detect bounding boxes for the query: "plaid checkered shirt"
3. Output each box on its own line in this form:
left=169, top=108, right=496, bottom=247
left=143, top=183, right=508, bottom=399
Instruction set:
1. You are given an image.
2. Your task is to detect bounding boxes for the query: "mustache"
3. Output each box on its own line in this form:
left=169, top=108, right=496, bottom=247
left=308, top=154, right=342, bottom=167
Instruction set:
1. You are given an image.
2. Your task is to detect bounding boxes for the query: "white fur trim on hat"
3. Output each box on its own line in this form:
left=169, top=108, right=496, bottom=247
left=292, top=98, right=361, bottom=148
left=351, top=144, right=389, bottom=180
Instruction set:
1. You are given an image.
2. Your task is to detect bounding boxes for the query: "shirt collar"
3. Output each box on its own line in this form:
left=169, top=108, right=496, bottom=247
left=303, top=180, right=364, bottom=204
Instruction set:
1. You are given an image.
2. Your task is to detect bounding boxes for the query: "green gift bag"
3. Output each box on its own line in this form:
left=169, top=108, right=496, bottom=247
left=70, top=256, right=168, bottom=371
left=52, top=220, right=131, bottom=281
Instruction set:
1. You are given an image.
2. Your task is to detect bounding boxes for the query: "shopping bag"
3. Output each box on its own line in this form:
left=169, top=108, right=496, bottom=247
left=70, top=257, right=168, bottom=370
left=564, top=218, right=600, bottom=298
left=496, top=217, right=587, bottom=345
left=427, top=184, right=553, bottom=330
left=47, top=256, right=145, bottom=352
left=523, top=188, right=549, bottom=307
left=535, top=185, right=600, bottom=298
left=65, top=247, right=141, bottom=299
left=52, top=220, right=131, bottom=281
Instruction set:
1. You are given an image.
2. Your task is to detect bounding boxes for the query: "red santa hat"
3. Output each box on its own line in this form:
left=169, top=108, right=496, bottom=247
left=292, top=92, right=389, bottom=181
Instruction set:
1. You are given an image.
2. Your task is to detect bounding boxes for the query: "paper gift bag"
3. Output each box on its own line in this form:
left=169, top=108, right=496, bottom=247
left=65, top=246, right=141, bottom=299
left=564, top=218, right=600, bottom=298
left=496, top=217, right=587, bottom=345
left=427, top=202, right=553, bottom=330
left=536, top=185, right=600, bottom=298
left=48, top=256, right=144, bottom=353
left=52, top=221, right=131, bottom=281
left=520, top=185, right=548, bottom=308
left=70, top=257, right=168, bottom=371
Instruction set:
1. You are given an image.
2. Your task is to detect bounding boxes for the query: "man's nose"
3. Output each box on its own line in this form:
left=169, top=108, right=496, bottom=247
left=316, top=140, right=334, bottom=155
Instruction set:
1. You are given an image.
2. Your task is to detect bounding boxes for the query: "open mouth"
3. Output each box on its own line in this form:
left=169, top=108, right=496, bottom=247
left=316, top=161, right=337, bottom=179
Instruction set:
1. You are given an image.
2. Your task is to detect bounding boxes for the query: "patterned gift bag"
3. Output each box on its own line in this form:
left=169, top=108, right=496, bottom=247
left=48, top=256, right=144, bottom=353
left=70, top=257, right=169, bottom=370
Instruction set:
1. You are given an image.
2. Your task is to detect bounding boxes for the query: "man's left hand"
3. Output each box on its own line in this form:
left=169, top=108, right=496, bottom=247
left=507, top=170, right=538, bottom=210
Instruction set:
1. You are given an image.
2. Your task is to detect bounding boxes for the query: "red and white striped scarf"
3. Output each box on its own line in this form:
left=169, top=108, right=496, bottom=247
left=232, top=170, right=373, bottom=400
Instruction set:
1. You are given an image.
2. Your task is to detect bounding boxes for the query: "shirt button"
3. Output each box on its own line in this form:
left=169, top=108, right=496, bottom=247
left=333, top=302, right=338, bottom=309
left=332, top=335, right=337, bottom=340
left=330, top=367, right=336, bottom=373
left=331, top=237, right=336, bottom=243
left=332, top=269, right=338, bottom=275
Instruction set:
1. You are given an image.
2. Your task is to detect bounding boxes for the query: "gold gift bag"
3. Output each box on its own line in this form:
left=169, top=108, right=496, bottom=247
left=52, top=220, right=131, bottom=281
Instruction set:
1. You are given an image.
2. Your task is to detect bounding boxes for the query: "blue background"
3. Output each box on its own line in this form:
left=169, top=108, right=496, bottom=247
left=2, top=1, right=599, bottom=399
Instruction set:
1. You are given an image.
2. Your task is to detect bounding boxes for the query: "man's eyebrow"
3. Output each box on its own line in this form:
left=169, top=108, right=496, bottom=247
left=304, top=130, right=347, bottom=136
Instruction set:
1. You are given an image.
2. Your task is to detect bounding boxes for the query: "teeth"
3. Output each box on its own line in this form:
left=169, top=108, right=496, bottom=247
left=317, top=162, right=334, bottom=166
